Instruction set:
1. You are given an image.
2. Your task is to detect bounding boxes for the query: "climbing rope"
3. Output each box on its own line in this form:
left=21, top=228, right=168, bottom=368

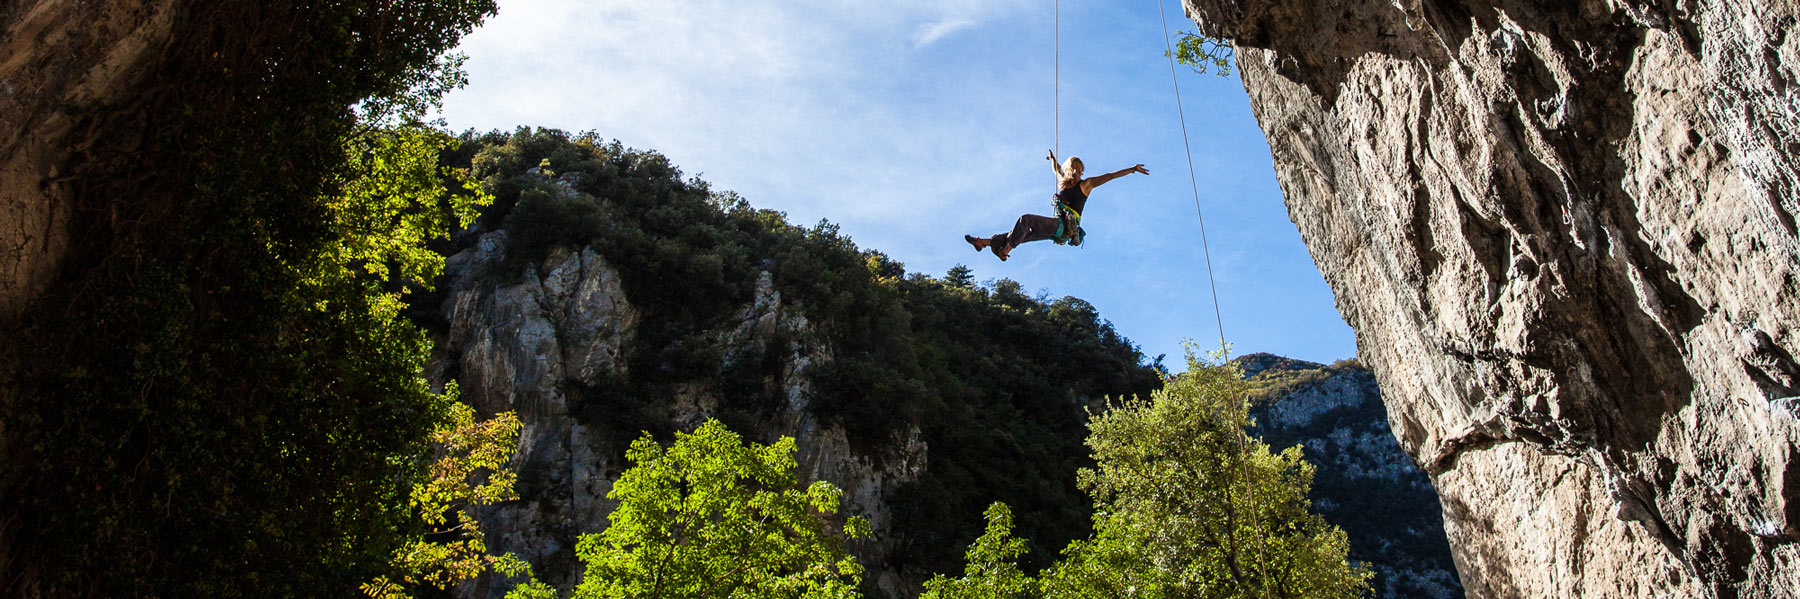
left=1048, top=0, right=1227, bottom=350
left=1048, top=1, right=1269, bottom=594
left=1151, top=2, right=1264, bottom=598
left=1154, top=0, right=1227, bottom=356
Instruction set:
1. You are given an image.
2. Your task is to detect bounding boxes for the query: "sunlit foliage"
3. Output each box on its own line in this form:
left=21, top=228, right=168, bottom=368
left=921, top=504, right=1038, bottom=599
left=1173, top=31, right=1235, bottom=77
left=572, top=420, right=867, bottom=599
left=924, top=350, right=1372, bottom=599
left=363, top=390, right=539, bottom=599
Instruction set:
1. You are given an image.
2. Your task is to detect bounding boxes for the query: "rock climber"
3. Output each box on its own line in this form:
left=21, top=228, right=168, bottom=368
left=964, top=150, right=1149, bottom=261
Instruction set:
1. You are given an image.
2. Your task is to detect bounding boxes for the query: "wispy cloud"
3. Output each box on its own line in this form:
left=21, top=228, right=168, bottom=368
left=914, top=18, right=976, bottom=47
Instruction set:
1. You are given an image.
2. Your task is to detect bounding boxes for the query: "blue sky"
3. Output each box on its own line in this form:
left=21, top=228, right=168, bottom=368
left=439, top=0, right=1357, bottom=365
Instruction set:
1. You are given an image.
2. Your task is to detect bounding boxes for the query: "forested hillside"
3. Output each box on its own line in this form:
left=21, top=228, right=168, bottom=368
left=419, top=128, right=1164, bottom=594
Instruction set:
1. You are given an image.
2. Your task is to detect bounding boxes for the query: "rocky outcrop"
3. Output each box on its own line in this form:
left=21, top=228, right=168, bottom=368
left=1186, top=0, right=1800, bottom=596
left=429, top=230, right=924, bottom=598
left=1241, top=354, right=1463, bottom=599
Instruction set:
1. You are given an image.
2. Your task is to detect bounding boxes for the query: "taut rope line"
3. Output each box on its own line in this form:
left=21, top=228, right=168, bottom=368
left=1154, top=0, right=1228, bottom=356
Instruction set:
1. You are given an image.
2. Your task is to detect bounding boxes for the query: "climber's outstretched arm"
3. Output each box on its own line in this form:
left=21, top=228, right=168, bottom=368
left=1081, top=164, right=1149, bottom=194
left=1048, top=150, right=1064, bottom=179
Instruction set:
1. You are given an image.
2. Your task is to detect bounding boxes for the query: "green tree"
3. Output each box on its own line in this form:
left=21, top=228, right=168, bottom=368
left=572, top=420, right=868, bottom=599
left=1172, top=32, right=1234, bottom=77
left=1049, top=348, right=1370, bottom=599
left=945, top=264, right=976, bottom=288
left=363, top=387, right=539, bottom=599
left=925, top=349, right=1370, bottom=599
left=326, top=120, right=488, bottom=293
left=921, top=503, right=1038, bottom=599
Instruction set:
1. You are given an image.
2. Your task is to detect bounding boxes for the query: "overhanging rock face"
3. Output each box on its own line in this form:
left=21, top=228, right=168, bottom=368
left=1182, top=0, right=1800, bottom=596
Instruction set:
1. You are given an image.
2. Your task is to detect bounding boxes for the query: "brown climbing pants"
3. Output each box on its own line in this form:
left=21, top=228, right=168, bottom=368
left=991, top=213, right=1061, bottom=253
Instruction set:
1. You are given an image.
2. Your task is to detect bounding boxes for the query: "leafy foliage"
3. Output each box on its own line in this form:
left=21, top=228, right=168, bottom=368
left=4, top=2, right=498, bottom=596
left=923, top=350, right=1372, bottom=599
left=328, top=123, right=490, bottom=292
left=920, top=504, right=1038, bottom=599
left=1055, top=349, right=1370, bottom=599
left=572, top=420, right=868, bottom=599
left=364, top=390, right=540, bottom=599
left=1173, top=31, right=1235, bottom=77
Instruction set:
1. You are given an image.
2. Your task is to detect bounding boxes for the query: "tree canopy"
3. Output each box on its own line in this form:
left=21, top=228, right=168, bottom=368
left=924, top=350, right=1373, bottom=599
left=567, top=353, right=1372, bottom=599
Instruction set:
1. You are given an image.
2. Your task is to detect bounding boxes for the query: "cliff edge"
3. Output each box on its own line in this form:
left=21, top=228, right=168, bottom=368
left=1185, top=0, right=1800, bottom=596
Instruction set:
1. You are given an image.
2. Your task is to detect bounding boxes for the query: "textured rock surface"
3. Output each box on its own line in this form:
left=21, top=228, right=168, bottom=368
left=429, top=230, right=924, bottom=598
left=1185, top=0, right=1800, bottom=596
left=0, top=0, right=182, bottom=320
left=1242, top=354, right=1463, bottom=599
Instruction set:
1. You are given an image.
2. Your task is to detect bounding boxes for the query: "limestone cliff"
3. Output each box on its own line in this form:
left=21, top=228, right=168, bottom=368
left=1184, top=0, right=1800, bottom=596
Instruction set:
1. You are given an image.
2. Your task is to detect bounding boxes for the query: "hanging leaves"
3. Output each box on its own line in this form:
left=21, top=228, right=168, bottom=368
left=1172, top=32, right=1236, bottom=77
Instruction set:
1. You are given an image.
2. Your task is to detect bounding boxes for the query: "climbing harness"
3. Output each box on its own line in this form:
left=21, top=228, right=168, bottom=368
left=1050, top=198, right=1085, bottom=246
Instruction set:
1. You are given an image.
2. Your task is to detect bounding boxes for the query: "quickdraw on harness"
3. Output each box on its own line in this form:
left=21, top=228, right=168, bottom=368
left=1051, top=197, right=1085, bottom=246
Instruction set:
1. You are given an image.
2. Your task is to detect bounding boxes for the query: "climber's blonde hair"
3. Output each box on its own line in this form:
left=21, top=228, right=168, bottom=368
left=1060, top=156, right=1084, bottom=188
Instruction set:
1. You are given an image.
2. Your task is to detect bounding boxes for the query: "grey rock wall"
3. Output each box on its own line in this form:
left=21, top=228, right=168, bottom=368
left=1185, top=0, right=1800, bottom=597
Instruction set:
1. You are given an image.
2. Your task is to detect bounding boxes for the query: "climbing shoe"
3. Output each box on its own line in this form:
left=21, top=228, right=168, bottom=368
left=964, top=235, right=989, bottom=252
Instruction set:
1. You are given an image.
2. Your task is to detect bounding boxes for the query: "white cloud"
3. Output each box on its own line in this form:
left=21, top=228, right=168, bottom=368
left=914, top=18, right=976, bottom=47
